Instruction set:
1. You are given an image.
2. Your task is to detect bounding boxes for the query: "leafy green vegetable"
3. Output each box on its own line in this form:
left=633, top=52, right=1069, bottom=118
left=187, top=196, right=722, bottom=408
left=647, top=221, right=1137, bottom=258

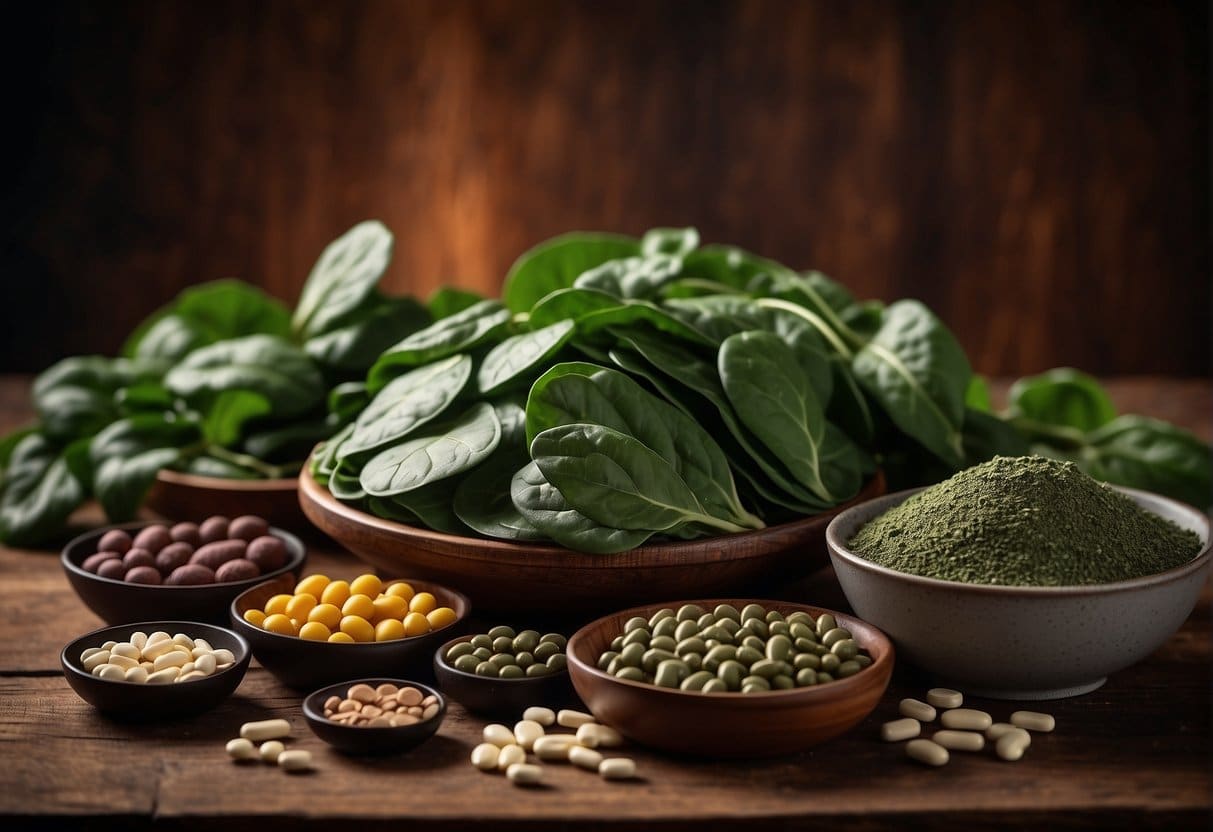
left=1009, top=368, right=1117, bottom=434
left=1080, top=416, right=1210, bottom=509
left=428, top=286, right=486, bottom=320
left=166, top=335, right=325, bottom=419
left=360, top=403, right=501, bottom=497
left=573, top=254, right=685, bottom=300
left=510, top=461, right=653, bottom=553
left=453, top=453, right=545, bottom=541
left=502, top=232, right=640, bottom=313
left=89, top=415, right=198, bottom=521
left=477, top=320, right=575, bottom=396
left=303, top=296, right=430, bottom=371
left=0, top=433, right=86, bottom=545
left=366, top=300, right=510, bottom=391
left=125, top=280, right=292, bottom=361
left=292, top=220, right=394, bottom=339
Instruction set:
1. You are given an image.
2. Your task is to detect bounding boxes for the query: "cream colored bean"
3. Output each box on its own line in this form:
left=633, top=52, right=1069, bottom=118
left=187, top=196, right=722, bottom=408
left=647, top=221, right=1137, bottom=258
left=422, top=703, right=440, bottom=720
left=926, top=688, right=963, bottom=709
left=172, top=633, right=195, bottom=649
left=483, top=723, right=515, bottom=747
left=523, top=706, right=556, bottom=726
left=348, top=683, right=378, bottom=704
left=179, top=662, right=195, bottom=676
left=107, top=654, right=139, bottom=671
left=533, top=735, right=577, bottom=761
left=97, top=664, right=126, bottom=681
left=193, top=654, right=217, bottom=676
left=111, top=642, right=141, bottom=660
left=996, top=729, right=1032, bottom=761
left=599, top=757, right=637, bottom=780
left=240, top=719, right=291, bottom=741
left=145, top=632, right=170, bottom=646
left=259, top=740, right=285, bottom=763
left=278, top=750, right=312, bottom=771
left=506, top=762, right=544, bottom=786
left=580, top=723, right=624, bottom=748
left=514, top=720, right=545, bottom=750
left=191, top=646, right=212, bottom=660
left=141, top=640, right=179, bottom=661
left=932, top=730, right=985, bottom=752
left=985, top=722, right=1018, bottom=741
left=575, top=723, right=600, bottom=748
left=496, top=744, right=526, bottom=771
left=557, top=709, right=595, bottom=728
left=153, top=650, right=191, bottom=672
left=226, top=738, right=257, bottom=760
left=880, top=718, right=921, bottom=742
left=211, top=649, right=236, bottom=665
left=100, top=640, right=117, bottom=650
left=899, top=698, right=937, bottom=722
left=130, top=632, right=148, bottom=651
left=140, top=661, right=155, bottom=672
left=940, top=708, right=992, bottom=731
left=145, top=667, right=180, bottom=684
left=80, top=647, right=105, bottom=662
left=390, top=714, right=419, bottom=727
left=177, top=671, right=208, bottom=683
left=82, top=651, right=111, bottom=673
left=1010, top=710, right=1055, bottom=732
left=470, top=742, right=501, bottom=771
left=569, top=745, right=604, bottom=771
left=124, top=666, right=148, bottom=683
left=906, top=738, right=949, bottom=766
left=193, top=638, right=212, bottom=652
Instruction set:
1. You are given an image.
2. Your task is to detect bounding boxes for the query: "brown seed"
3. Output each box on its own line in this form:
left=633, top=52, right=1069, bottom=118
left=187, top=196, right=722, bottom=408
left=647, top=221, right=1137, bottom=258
left=390, top=714, right=419, bottom=727
left=349, top=684, right=378, bottom=704
left=396, top=687, right=423, bottom=707
left=380, top=700, right=398, bottom=711
left=83, top=551, right=122, bottom=573
left=361, top=705, right=383, bottom=718
left=407, top=706, right=423, bottom=717
left=132, top=525, right=172, bottom=554
left=420, top=694, right=437, bottom=707
left=324, top=695, right=342, bottom=711
left=422, top=703, right=439, bottom=720
left=367, top=716, right=392, bottom=727
left=337, top=700, right=361, bottom=713
left=97, top=529, right=133, bottom=554
left=375, top=683, right=399, bottom=698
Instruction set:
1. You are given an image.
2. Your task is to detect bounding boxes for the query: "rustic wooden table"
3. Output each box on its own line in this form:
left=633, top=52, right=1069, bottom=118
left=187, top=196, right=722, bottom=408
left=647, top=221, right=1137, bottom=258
left=1, top=377, right=1208, bottom=830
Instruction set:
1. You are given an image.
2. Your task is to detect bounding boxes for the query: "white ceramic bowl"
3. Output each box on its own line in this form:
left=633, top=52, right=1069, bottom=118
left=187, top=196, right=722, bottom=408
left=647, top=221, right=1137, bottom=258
left=826, top=485, right=1210, bottom=700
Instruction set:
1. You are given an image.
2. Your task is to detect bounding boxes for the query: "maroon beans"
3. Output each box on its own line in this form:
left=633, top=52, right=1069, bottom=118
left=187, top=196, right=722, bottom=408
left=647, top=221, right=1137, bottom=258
left=169, top=522, right=202, bottom=547
left=165, top=564, right=216, bottom=585
left=155, top=542, right=194, bottom=575
left=131, top=524, right=172, bottom=554
left=83, top=551, right=122, bottom=573
left=122, top=548, right=156, bottom=570
left=124, top=565, right=162, bottom=585
left=189, top=539, right=247, bottom=571
left=198, top=516, right=230, bottom=544
left=246, top=535, right=288, bottom=572
left=97, top=529, right=133, bottom=554
left=96, top=559, right=128, bottom=580
left=215, top=559, right=260, bottom=583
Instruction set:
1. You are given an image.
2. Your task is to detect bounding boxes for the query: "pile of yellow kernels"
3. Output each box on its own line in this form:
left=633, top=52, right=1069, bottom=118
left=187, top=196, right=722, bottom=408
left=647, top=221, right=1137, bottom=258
left=243, top=573, right=457, bottom=643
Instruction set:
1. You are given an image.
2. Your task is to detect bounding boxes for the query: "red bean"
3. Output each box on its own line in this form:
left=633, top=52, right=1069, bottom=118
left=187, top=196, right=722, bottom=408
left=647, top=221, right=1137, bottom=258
left=229, top=515, right=269, bottom=542
left=198, top=516, right=230, bottom=544
left=122, top=548, right=155, bottom=570
left=83, top=551, right=122, bottom=573
left=131, top=525, right=172, bottom=554
left=190, top=539, right=247, bottom=571
left=124, top=565, right=162, bottom=585
left=165, top=564, right=216, bottom=585
left=97, top=529, right=133, bottom=554
left=169, top=522, right=202, bottom=547
left=155, top=542, right=194, bottom=575
left=215, top=559, right=260, bottom=583
left=97, top=560, right=128, bottom=580
left=246, top=535, right=288, bottom=572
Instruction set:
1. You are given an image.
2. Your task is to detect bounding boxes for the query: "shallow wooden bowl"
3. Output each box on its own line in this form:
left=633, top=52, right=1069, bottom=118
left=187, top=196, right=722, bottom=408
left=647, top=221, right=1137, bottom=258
left=145, top=470, right=306, bottom=534
left=566, top=599, right=894, bottom=758
left=302, top=678, right=447, bottom=755
left=298, top=467, right=885, bottom=613
left=230, top=574, right=471, bottom=690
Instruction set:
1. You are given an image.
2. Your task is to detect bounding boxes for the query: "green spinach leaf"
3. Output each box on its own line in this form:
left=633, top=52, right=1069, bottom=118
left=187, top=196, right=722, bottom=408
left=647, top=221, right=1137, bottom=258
left=292, top=220, right=394, bottom=339
left=304, top=296, right=430, bottom=371
left=0, top=433, right=86, bottom=545
left=166, top=335, right=325, bottom=419
left=360, top=402, right=501, bottom=497
left=1009, top=368, right=1117, bottom=434
left=503, top=232, right=639, bottom=313
left=510, top=460, right=654, bottom=553
left=367, top=300, right=510, bottom=391
left=477, top=320, right=575, bottom=396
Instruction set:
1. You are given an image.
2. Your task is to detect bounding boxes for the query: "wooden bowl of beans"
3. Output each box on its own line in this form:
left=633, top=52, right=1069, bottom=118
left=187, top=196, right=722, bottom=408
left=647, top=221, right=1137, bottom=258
left=301, top=679, right=447, bottom=754
left=566, top=599, right=894, bottom=758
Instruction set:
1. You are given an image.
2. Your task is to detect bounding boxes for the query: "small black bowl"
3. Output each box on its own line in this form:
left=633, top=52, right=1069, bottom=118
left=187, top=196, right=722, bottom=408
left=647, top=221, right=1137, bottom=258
left=433, top=633, right=577, bottom=719
left=302, top=678, right=446, bottom=754
left=61, top=522, right=307, bottom=625
left=61, top=620, right=251, bottom=719
left=231, top=574, right=471, bottom=690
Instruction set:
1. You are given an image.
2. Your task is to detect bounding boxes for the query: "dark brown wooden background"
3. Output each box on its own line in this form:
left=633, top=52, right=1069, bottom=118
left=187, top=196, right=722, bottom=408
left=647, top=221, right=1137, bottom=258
left=1, top=0, right=1208, bottom=376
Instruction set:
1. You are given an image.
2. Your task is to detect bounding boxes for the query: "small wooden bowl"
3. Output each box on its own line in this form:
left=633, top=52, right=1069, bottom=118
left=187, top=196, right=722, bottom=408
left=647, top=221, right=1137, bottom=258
left=432, top=634, right=577, bottom=719
left=61, top=620, right=251, bottom=719
left=566, top=599, right=893, bottom=758
left=230, top=574, right=471, bottom=690
left=302, top=678, right=447, bottom=755
left=145, top=470, right=305, bottom=534
left=61, top=523, right=307, bottom=625
left=299, top=466, right=885, bottom=613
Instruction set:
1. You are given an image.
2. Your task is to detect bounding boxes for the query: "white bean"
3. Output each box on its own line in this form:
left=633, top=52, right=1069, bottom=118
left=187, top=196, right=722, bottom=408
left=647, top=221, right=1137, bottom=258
left=145, top=668, right=180, bottom=684
left=932, top=730, right=985, bottom=751
left=97, top=664, right=126, bottom=681
left=522, top=706, right=556, bottom=726
left=575, top=723, right=599, bottom=748
left=513, top=720, right=545, bottom=751
left=106, top=655, right=139, bottom=671
left=995, top=728, right=1032, bottom=761
left=110, top=642, right=141, bottom=660
left=940, top=709, right=992, bottom=731
left=569, top=745, right=603, bottom=771
left=226, top=738, right=257, bottom=760
left=506, top=762, right=543, bottom=785
left=124, top=666, right=148, bottom=683
left=82, top=651, right=111, bottom=672
left=906, top=738, right=949, bottom=766
left=483, top=723, right=515, bottom=747
left=240, top=719, right=291, bottom=741
left=211, top=649, right=236, bottom=665
left=599, top=757, right=637, bottom=780
left=533, top=735, right=577, bottom=761
left=193, top=653, right=217, bottom=676
left=556, top=709, right=595, bottom=728
left=926, top=688, right=963, bottom=709
left=259, top=740, right=285, bottom=763
left=496, top=744, right=526, bottom=771
left=880, top=718, right=921, bottom=742
left=1010, top=710, right=1055, bottom=732
left=470, top=743, right=500, bottom=771
left=129, top=632, right=148, bottom=650
left=153, top=650, right=190, bottom=672
left=172, top=633, right=195, bottom=649
left=277, top=750, right=312, bottom=771
left=899, top=698, right=937, bottom=722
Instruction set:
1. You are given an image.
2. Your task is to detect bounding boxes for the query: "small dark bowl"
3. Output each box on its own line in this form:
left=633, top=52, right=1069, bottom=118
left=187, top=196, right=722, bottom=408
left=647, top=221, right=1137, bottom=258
left=61, top=620, right=251, bottom=719
left=62, top=522, right=307, bottom=625
left=231, top=574, right=471, bottom=690
left=433, top=633, right=576, bottom=718
left=302, top=678, right=446, bottom=754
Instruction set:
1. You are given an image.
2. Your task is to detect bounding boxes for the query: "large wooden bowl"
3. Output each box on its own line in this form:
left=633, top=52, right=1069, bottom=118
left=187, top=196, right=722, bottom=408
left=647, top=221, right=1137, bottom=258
left=298, top=466, right=884, bottom=613
left=145, top=470, right=306, bottom=533
left=567, top=599, right=893, bottom=757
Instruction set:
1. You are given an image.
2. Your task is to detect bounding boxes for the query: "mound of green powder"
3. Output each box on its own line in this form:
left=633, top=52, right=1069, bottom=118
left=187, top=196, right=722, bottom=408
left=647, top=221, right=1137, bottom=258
left=849, top=455, right=1203, bottom=586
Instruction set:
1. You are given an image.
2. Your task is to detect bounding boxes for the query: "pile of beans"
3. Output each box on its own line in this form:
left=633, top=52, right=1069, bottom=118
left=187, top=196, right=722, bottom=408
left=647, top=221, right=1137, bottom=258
left=82, top=515, right=288, bottom=585
left=470, top=706, right=637, bottom=787
left=322, top=682, right=440, bottom=727
left=595, top=603, right=872, bottom=692
left=79, top=630, right=237, bottom=683
left=444, top=627, right=567, bottom=678
left=881, top=687, right=1055, bottom=766
left=225, top=719, right=311, bottom=772
left=243, top=574, right=457, bottom=643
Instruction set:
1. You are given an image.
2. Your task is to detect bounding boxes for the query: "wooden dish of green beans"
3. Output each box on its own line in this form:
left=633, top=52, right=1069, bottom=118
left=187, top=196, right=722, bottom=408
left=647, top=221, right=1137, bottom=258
left=567, top=600, right=894, bottom=757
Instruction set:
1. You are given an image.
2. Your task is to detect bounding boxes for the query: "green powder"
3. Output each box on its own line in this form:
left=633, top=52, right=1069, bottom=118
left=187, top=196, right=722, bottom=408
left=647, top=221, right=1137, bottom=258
left=849, top=455, right=1203, bottom=586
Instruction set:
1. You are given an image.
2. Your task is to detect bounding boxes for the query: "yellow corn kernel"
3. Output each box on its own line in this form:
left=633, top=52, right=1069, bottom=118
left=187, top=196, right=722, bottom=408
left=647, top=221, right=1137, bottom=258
left=285, top=593, right=317, bottom=621
left=371, top=595, right=408, bottom=622
left=402, top=611, right=430, bottom=637
left=243, top=609, right=266, bottom=627
left=340, top=615, right=375, bottom=643
left=328, top=631, right=355, bottom=644
left=307, top=603, right=343, bottom=630
left=374, top=618, right=406, bottom=642
left=299, top=621, right=332, bottom=641
left=263, top=594, right=292, bottom=616
left=294, top=574, right=330, bottom=598
left=384, top=581, right=415, bottom=602
left=427, top=607, right=458, bottom=629
left=349, top=574, right=383, bottom=598
left=408, top=592, right=437, bottom=616
left=342, top=594, right=375, bottom=620
left=319, top=580, right=351, bottom=607
left=262, top=613, right=297, bottom=636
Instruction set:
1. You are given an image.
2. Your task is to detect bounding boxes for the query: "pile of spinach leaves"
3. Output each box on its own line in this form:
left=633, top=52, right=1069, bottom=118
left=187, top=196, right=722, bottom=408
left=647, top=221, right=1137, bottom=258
left=0, top=222, right=432, bottom=545
left=308, top=227, right=1211, bottom=554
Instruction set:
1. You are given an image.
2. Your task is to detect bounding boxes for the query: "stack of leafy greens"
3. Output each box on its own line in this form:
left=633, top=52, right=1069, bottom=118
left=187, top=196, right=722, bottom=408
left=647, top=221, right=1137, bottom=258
left=0, top=222, right=434, bottom=545
left=307, top=227, right=1211, bottom=554
left=3, top=223, right=1207, bottom=550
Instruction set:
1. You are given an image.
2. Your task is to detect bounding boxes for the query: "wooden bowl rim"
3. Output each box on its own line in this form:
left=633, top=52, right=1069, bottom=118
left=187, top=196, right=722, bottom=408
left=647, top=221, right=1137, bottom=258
left=230, top=574, right=471, bottom=649
left=434, top=632, right=570, bottom=683
left=301, top=677, right=447, bottom=735
left=61, top=619, right=251, bottom=687
left=155, top=469, right=298, bottom=493
left=299, top=465, right=885, bottom=566
left=567, top=599, right=893, bottom=704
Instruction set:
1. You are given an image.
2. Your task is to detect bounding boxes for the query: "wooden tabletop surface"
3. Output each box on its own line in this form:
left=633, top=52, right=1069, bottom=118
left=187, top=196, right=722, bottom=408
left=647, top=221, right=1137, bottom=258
left=1, top=376, right=1209, bottom=830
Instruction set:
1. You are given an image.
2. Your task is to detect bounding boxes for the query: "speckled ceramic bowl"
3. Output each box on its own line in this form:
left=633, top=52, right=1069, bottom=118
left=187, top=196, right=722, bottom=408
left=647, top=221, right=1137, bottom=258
left=826, top=485, right=1210, bottom=700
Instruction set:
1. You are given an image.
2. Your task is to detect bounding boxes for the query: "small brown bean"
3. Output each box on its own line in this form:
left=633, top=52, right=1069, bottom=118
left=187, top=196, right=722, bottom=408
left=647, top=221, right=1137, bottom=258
left=246, top=536, right=288, bottom=572
left=391, top=714, right=419, bottom=727
left=132, top=525, right=172, bottom=554
left=229, top=515, right=269, bottom=541
left=396, top=687, right=423, bottom=707
left=375, top=683, right=399, bottom=698
left=124, top=565, right=162, bottom=585
left=348, top=684, right=378, bottom=703
left=169, top=522, right=201, bottom=546
left=165, top=564, right=215, bottom=585
left=97, top=529, right=132, bottom=554
left=190, top=540, right=247, bottom=570
left=324, top=695, right=342, bottom=711
left=338, top=700, right=361, bottom=713
left=198, top=516, right=230, bottom=543
left=407, top=706, right=423, bottom=717
left=215, top=559, right=260, bottom=583
left=122, top=548, right=156, bottom=570
left=97, top=560, right=128, bottom=580
left=155, top=542, right=194, bottom=575
left=83, top=552, right=121, bottom=573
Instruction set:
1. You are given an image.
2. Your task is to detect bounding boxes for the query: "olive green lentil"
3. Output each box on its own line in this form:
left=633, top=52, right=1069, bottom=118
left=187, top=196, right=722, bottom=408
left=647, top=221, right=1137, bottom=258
left=446, top=627, right=567, bottom=678
left=849, top=455, right=1203, bottom=586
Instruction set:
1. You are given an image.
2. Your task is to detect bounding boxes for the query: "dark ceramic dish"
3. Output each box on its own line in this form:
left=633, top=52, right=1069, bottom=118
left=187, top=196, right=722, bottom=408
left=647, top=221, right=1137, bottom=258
left=145, top=469, right=305, bottom=533
left=302, top=678, right=446, bottom=754
left=61, top=522, right=306, bottom=625
left=230, top=574, right=471, bottom=690
left=61, top=620, right=251, bottom=719
left=567, top=599, right=893, bottom=758
left=432, top=633, right=577, bottom=719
